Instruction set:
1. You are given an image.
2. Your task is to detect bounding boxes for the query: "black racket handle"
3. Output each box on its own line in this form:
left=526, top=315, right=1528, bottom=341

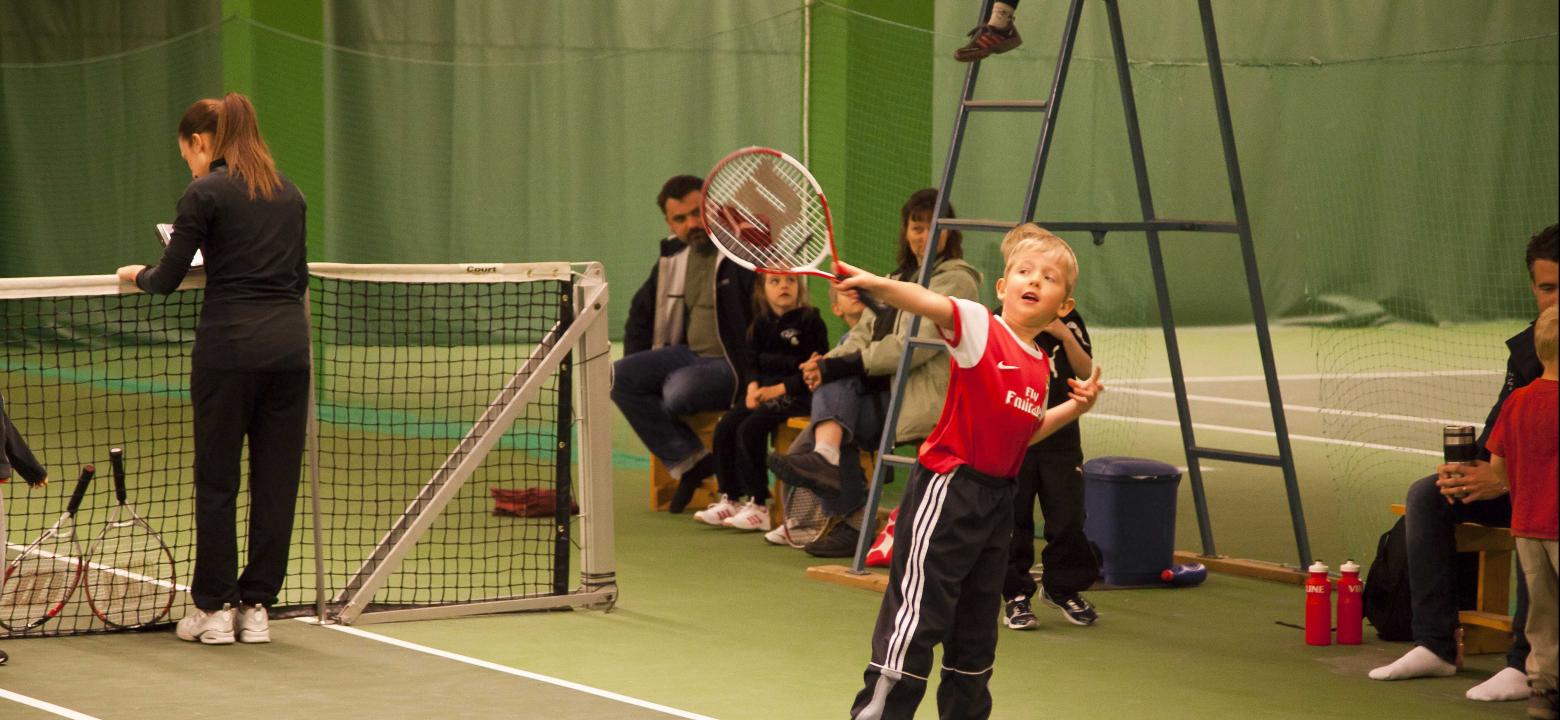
left=854, top=288, right=890, bottom=316
left=109, top=447, right=127, bottom=504
left=67, top=465, right=96, bottom=516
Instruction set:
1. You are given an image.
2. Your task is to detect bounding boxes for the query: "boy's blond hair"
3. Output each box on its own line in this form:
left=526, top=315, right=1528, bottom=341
left=1000, top=223, right=1079, bottom=296
left=1536, top=304, right=1558, bottom=366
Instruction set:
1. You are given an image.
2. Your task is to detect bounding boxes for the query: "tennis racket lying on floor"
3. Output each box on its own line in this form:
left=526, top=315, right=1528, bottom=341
left=702, top=146, right=887, bottom=313
left=83, top=447, right=178, bottom=629
left=0, top=465, right=95, bottom=631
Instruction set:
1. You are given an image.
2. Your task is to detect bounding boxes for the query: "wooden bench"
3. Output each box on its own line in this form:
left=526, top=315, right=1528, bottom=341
left=648, top=411, right=725, bottom=512
left=1389, top=503, right=1514, bottom=655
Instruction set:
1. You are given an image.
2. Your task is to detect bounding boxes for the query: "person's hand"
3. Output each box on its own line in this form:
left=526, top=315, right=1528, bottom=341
left=1067, top=365, right=1103, bottom=412
left=116, top=265, right=145, bottom=283
left=800, top=353, right=823, bottom=391
left=26, top=475, right=49, bottom=489
left=1042, top=317, right=1070, bottom=341
left=1436, top=460, right=1506, bottom=504
left=832, top=260, right=882, bottom=303
left=745, top=381, right=762, bottom=410
left=758, top=384, right=785, bottom=404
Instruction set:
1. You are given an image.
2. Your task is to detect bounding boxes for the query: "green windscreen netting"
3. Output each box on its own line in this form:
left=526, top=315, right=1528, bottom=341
left=3, top=0, right=1557, bottom=564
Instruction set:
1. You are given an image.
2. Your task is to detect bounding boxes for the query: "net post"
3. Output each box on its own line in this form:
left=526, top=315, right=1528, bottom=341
left=573, top=263, right=617, bottom=607
left=304, top=284, right=328, bottom=623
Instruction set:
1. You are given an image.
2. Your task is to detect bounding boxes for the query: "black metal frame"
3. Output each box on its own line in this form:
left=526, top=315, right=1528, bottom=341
left=849, top=0, right=1312, bottom=573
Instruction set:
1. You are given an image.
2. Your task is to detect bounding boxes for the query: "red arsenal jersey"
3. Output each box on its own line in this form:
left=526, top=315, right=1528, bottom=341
left=1487, top=378, right=1558, bottom=540
left=918, top=297, right=1053, bottom=479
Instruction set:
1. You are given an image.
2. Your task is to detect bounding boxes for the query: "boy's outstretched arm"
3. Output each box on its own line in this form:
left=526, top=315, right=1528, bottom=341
left=834, top=260, right=956, bottom=331
left=1030, top=365, right=1104, bottom=445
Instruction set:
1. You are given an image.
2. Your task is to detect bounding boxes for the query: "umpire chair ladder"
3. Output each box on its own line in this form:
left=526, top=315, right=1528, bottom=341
left=849, top=0, right=1313, bottom=574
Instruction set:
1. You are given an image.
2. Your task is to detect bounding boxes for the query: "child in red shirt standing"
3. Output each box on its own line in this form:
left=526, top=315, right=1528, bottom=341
left=1488, top=304, right=1559, bottom=720
left=834, top=224, right=1102, bottom=719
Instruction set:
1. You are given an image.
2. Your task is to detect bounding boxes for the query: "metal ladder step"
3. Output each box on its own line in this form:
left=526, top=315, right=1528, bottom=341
left=1187, top=446, right=1284, bottom=467
left=962, top=99, right=1049, bottom=112
left=937, top=218, right=1242, bottom=234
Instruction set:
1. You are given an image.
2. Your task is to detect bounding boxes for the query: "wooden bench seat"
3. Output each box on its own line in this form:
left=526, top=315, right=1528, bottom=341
left=1388, top=503, right=1514, bottom=654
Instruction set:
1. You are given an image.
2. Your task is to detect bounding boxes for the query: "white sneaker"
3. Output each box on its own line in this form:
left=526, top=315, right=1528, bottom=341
left=692, top=495, right=742, bottom=527
left=765, top=519, right=825, bottom=546
left=176, top=604, right=235, bottom=645
left=236, top=603, right=271, bottom=644
left=723, top=501, right=772, bottom=531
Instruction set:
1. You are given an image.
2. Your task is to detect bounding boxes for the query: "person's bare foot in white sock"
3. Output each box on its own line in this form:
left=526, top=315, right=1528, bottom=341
left=1465, top=666, right=1529, bottom=701
left=1369, top=645, right=1457, bottom=680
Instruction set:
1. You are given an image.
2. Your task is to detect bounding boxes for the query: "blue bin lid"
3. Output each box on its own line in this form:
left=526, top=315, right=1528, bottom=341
left=1082, top=456, right=1182, bottom=481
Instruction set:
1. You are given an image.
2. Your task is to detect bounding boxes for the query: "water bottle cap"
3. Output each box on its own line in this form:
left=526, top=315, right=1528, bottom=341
left=1341, top=560, right=1360, bottom=574
left=1308, top=561, right=1329, bottom=574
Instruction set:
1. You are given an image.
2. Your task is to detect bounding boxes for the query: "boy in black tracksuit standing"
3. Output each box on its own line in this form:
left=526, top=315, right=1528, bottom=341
left=1002, top=307, right=1101, bottom=629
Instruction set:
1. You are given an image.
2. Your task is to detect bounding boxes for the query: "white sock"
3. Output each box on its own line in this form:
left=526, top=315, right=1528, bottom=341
left=667, top=449, right=708, bottom=480
left=988, top=2, right=1016, bottom=28
left=813, top=441, right=840, bottom=466
left=1368, top=645, right=1457, bottom=681
left=1465, top=666, right=1529, bottom=701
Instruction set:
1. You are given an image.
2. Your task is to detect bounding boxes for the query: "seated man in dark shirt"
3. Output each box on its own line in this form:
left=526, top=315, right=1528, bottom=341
left=615, top=175, right=754, bottom=513
left=1370, top=224, right=1558, bottom=703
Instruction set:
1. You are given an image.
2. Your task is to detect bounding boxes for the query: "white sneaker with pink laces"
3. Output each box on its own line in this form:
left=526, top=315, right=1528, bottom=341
left=692, top=495, right=742, bottom=527
left=723, top=501, right=772, bottom=532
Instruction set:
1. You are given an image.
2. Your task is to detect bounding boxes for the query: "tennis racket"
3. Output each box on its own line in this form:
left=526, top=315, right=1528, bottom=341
left=777, top=483, right=827, bottom=549
left=0, top=465, right=95, bottom=631
left=702, top=146, right=887, bottom=312
left=83, top=447, right=178, bottom=629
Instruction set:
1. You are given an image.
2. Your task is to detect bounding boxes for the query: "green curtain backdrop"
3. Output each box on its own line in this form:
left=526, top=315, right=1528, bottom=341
left=3, top=0, right=1556, bottom=329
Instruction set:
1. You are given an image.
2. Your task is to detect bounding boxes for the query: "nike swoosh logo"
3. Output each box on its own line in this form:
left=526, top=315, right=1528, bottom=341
left=997, top=362, right=1019, bottom=370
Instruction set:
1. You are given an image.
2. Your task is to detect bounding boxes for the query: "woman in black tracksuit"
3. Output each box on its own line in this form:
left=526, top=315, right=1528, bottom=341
left=117, top=92, right=308, bottom=645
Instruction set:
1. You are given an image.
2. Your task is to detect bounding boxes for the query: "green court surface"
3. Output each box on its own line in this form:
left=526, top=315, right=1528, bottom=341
left=0, top=323, right=1533, bottom=719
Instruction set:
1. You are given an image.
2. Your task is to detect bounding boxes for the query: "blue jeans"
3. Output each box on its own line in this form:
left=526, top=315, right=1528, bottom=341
left=611, top=346, right=734, bottom=465
left=1405, top=473, right=1529, bottom=669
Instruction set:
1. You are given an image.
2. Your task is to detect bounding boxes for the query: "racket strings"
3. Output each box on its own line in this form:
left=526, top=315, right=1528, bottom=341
left=1, top=541, right=82, bottom=627
left=706, top=153, right=832, bottom=272
left=85, top=524, right=177, bottom=626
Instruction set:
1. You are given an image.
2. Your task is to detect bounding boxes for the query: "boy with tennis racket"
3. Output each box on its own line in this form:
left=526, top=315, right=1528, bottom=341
left=833, top=224, right=1102, bottom=719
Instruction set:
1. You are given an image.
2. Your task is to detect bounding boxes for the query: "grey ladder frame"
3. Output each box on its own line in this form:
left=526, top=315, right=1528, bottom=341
left=849, top=0, right=1312, bottom=573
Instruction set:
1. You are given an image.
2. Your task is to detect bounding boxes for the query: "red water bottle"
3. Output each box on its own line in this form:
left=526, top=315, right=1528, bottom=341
left=1305, top=561, right=1332, bottom=646
left=1336, top=560, right=1363, bottom=645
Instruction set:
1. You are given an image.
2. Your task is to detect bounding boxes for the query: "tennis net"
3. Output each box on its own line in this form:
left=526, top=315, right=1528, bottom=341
left=0, top=262, right=615, bottom=636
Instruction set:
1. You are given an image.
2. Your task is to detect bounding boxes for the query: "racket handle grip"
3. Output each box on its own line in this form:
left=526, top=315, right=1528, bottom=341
left=109, top=447, right=127, bottom=503
left=855, top=288, right=890, bottom=316
left=68, top=465, right=96, bottom=515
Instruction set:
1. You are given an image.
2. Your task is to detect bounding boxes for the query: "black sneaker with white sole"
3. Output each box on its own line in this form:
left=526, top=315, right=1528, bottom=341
left=767, top=451, right=843, bottom=500
left=1003, top=596, right=1038, bottom=631
left=1041, top=588, right=1098, bottom=626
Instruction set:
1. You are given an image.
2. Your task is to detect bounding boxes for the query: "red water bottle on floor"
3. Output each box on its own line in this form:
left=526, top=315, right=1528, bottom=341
left=1305, top=561, right=1332, bottom=646
left=1336, top=560, right=1363, bottom=645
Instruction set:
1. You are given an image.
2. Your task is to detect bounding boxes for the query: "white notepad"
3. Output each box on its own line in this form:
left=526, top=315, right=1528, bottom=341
left=156, top=223, right=204, bottom=268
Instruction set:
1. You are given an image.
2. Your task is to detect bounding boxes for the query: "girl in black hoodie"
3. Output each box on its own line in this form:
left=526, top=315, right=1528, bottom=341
left=697, top=275, right=829, bottom=531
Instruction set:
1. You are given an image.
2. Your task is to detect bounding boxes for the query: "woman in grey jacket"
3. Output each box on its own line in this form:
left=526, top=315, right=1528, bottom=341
left=769, top=189, right=982, bottom=557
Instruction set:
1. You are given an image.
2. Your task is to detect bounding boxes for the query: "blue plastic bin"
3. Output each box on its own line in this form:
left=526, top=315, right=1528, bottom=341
left=1082, top=456, right=1183, bottom=586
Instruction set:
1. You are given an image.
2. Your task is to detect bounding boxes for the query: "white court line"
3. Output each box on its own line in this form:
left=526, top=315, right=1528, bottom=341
left=4, top=543, right=190, bottom=592
left=1112, top=370, right=1502, bottom=385
left=0, top=688, right=103, bottom=720
left=305, top=620, right=719, bottom=720
left=1088, top=413, right=1441, bottom=458
left=1110, top=386, right=1483, bottom=428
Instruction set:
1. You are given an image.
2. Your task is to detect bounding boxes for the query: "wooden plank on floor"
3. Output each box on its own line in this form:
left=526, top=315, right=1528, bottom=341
left=806, top=564, right=890, bottom=592
left=1173, top=550, right=1308, bottom=586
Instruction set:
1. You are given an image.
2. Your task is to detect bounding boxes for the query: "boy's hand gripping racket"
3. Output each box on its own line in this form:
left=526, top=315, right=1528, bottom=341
left=83, top=447, right=178, bottom=629
left=0, top=465, right=95, bottom=631
left=702, top=147, right=888, bottom=313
